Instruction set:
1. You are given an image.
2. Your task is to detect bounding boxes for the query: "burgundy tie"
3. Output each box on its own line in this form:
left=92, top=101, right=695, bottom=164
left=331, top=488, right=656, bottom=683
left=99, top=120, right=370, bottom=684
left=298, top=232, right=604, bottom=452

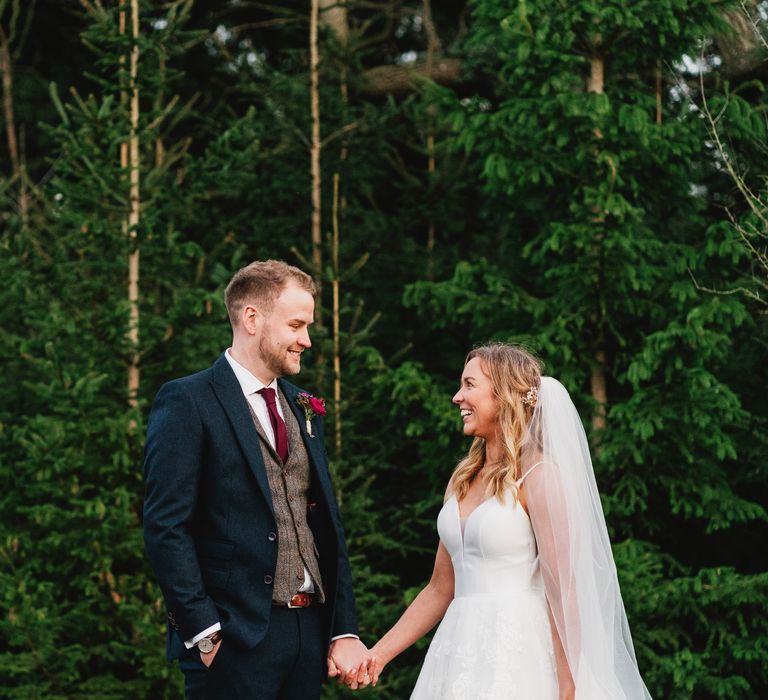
left=257, top=388, right=289, bottom=463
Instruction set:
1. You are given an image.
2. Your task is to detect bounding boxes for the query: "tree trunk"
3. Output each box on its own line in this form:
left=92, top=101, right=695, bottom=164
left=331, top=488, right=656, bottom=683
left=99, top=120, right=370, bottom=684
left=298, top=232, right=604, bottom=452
left=319, top=0, right=347, bottom=44
left=0, top=23, right=28, bottom=221
left=331, top=173, right=342, bottom=462
left=323, top=0, right=349, bottom=460
left=423, top=0, right=440, bottom=279
left=588, top=52, right=608, bottom=434
left=717, top=6, right=767, bottom=79
left=155, top=50, right=166, bottom=167
left=0, top=31, right=19, bottom=178
left=123, top=0, right=141, bottom=407
left=362, top=57, right=461, bottom=96
left=655, top=60, right=663, bottom=125
left=310, top=0, right=323, bottom=335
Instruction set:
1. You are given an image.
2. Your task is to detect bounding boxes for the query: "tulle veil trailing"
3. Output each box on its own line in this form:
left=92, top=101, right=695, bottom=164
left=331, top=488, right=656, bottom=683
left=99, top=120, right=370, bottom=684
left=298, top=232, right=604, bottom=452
left=521, top=377, right=653, bottom=700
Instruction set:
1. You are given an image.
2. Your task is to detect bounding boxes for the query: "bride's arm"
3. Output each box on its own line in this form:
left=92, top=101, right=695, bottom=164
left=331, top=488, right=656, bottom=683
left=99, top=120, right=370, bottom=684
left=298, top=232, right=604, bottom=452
left=522, top=469, right=578, bottom=700
left=519, top=481, right=575, bottom=700
left=548, top=605, right=576, bottom=700
left=369, top=541, right=455, bottom=683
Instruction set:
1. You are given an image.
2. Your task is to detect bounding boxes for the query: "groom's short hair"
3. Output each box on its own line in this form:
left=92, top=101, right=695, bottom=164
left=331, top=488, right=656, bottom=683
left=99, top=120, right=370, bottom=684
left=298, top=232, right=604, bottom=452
left=225, top=259, right=316, bottom=327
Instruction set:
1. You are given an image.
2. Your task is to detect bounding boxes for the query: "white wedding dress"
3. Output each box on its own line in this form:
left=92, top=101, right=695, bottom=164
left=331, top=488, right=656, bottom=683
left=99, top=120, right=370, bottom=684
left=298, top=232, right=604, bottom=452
left=411, top=485, right=559, bottom=700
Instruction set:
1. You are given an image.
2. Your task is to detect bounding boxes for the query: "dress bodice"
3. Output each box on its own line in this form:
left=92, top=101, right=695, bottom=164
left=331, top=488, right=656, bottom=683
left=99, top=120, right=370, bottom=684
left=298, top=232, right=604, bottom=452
left=437, top=490, right=544, bottom=598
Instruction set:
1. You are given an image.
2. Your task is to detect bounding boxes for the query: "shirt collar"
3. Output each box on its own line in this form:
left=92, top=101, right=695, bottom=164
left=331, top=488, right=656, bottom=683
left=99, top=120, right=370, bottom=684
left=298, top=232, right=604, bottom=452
left=224, top=348, right=279, bottom=397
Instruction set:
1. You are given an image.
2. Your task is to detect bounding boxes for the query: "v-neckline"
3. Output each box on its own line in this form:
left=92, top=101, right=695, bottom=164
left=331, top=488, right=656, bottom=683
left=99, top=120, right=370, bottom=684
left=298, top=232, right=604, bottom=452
left=453, top=495, right=494, bottom=552
left=455, top=495, right=493, bottom=523
left=451, top=490, right=532, bottom=549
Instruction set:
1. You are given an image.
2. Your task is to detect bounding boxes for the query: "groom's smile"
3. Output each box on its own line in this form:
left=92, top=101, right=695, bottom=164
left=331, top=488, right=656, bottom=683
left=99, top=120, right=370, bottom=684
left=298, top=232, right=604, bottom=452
left=251, top=281, right=315, bottom=380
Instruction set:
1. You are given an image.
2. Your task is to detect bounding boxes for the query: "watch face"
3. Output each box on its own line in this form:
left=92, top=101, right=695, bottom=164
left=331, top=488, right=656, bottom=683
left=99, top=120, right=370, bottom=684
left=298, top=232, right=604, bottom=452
left=197, top=638, right=214, bottom=654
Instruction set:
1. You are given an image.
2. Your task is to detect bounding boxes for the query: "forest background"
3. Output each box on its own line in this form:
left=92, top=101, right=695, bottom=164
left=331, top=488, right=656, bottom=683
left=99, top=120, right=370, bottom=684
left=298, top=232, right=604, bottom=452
left=1, top=0, right=767, bottom=698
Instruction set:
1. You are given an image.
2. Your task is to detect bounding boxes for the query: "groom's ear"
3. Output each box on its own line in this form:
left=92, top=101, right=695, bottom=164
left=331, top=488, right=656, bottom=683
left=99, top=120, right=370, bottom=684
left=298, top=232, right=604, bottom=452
left=241, top=304, right=262, bottom=335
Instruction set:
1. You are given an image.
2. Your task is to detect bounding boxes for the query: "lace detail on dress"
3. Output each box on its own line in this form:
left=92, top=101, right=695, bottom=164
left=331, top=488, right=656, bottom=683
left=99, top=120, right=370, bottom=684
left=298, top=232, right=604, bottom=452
left=418, top=595, right=557, bottom=699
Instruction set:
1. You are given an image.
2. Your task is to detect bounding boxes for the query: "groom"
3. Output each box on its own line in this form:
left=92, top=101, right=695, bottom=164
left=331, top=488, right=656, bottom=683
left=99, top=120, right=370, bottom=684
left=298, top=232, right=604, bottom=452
left=143, top=260, right=371, bottom=698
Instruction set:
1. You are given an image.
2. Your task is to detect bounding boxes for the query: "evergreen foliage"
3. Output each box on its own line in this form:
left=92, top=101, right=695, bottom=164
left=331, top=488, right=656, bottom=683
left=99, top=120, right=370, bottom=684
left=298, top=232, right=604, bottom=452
left=1, top=0, right=766, bottom=697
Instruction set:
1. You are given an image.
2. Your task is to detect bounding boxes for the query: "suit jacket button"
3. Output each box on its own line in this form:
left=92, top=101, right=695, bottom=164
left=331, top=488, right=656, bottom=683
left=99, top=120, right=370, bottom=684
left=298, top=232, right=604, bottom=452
left=264, top=575, right=273, bottom=584
left=268, top=532, right=276, bottom=542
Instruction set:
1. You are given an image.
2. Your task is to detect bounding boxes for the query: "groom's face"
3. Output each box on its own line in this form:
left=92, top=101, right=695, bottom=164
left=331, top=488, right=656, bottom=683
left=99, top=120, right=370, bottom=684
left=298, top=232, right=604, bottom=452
left=256, top=282, right=314, bottom=377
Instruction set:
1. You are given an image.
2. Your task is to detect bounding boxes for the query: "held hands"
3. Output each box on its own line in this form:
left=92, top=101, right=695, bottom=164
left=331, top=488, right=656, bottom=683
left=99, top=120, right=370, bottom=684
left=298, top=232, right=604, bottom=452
left=327, top=638, right=380, bottom=690
left=366, top=648, right=387, bottom=688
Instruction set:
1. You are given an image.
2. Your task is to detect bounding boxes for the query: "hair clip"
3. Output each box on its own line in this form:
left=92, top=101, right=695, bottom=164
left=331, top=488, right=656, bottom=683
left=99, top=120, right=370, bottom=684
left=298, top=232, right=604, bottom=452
left=522, top=385, right=538, bottom=408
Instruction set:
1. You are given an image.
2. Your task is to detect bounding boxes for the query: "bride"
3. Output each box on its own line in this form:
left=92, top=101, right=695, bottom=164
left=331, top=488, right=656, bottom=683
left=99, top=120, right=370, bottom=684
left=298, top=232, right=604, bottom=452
left=367, top=343, right=652, bottom=699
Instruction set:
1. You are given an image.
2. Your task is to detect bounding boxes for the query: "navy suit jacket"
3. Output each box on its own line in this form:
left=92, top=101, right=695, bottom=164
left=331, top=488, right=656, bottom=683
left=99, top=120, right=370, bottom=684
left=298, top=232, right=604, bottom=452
left=143, top=354, right=359, bottom=660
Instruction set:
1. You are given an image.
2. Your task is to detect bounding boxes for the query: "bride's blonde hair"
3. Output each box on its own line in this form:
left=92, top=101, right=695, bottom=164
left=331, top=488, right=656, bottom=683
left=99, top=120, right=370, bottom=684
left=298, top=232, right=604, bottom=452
left=448, top=343, right=543, bottom=503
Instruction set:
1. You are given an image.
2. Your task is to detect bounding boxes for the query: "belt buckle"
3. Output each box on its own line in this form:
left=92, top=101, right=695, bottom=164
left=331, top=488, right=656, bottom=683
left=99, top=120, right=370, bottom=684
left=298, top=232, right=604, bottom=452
left=287, top=593, right=310, bottom=608
left=287, top=594, right=303, bottom=608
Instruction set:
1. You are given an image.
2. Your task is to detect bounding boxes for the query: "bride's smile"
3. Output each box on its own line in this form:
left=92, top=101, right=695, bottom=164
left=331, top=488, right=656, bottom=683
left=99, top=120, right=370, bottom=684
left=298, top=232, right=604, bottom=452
left=452, top=357, right=500, bottom=440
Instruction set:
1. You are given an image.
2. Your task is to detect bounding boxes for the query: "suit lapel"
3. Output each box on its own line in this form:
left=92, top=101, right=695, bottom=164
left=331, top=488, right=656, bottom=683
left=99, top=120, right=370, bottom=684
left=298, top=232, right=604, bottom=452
left=278, top=380, right=334, bottom=499
left=211, top=354, right=274, bottom=515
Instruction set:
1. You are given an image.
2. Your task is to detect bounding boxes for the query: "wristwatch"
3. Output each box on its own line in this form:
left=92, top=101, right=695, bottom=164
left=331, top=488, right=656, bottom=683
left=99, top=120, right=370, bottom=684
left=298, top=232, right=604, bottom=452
left=196, top=631, right=222, bottom=654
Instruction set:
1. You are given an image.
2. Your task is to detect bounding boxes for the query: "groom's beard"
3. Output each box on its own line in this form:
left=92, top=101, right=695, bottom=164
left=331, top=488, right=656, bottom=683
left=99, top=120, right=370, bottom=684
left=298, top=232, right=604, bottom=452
left=259, top=336, right=300, bottom=378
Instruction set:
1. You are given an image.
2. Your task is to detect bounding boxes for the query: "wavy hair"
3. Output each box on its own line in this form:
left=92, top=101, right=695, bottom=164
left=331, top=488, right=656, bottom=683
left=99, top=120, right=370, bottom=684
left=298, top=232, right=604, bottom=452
left=448, top=343, right=543, bottom=503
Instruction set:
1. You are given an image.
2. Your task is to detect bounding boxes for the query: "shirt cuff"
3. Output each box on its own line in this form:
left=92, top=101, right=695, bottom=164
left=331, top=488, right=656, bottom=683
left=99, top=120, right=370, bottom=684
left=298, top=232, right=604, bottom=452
left=330, top=633, right=360, bottom=642
left=184, top=622, right=222, bottom=649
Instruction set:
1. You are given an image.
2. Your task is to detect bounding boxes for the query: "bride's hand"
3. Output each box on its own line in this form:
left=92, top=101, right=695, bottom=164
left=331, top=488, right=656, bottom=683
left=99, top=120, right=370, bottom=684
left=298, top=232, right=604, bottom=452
left=368, top=646, right=388, bottom=687
left=558, top=677, right=575, bottom=700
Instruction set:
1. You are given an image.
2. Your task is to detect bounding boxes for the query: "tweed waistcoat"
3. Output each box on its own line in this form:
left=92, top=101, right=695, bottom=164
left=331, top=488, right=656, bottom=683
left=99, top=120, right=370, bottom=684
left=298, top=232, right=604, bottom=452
left=247, top=393, right=325, bottom=604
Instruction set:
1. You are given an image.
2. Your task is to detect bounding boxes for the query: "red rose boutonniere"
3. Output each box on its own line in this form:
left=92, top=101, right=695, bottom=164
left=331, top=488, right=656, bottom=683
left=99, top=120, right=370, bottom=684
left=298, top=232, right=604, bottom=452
left=296, top=392, right=326, bottom=437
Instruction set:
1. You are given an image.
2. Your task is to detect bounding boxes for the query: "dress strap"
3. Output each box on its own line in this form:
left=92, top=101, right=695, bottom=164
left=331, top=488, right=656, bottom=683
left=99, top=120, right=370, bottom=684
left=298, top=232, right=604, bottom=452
left=515, top=461, right=545, bottom=486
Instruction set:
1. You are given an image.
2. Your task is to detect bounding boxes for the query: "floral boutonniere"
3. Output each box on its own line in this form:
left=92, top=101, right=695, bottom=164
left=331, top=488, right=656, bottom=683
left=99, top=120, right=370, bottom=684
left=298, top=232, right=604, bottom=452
left=296, top=392, right=326, bottom=437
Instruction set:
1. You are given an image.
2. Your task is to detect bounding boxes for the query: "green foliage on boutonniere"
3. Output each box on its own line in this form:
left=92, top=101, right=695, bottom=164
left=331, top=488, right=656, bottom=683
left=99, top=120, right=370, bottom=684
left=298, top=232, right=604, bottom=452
left=296, top=392, right=326, bottom=437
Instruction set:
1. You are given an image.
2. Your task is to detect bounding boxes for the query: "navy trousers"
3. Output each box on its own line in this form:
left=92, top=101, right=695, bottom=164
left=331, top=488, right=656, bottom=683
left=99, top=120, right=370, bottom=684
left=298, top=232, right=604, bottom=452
left=179, top=606, right=326, bottom=700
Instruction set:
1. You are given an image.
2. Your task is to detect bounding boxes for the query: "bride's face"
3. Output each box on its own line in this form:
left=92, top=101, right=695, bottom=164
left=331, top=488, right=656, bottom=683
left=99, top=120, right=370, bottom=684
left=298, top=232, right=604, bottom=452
left=452, top=357, right=499, bottom=440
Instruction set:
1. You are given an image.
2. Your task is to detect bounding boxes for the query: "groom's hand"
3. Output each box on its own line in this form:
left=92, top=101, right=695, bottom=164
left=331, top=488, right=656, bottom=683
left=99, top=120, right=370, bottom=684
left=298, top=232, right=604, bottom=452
left=200, top=639, right=222, bottom=668
left=328, top=638, right=374, bottom=689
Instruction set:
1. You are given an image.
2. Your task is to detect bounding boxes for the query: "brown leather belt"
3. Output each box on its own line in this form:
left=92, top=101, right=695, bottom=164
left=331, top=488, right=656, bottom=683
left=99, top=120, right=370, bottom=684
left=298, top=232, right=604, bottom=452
left=273, top=593, right=314, bottom=608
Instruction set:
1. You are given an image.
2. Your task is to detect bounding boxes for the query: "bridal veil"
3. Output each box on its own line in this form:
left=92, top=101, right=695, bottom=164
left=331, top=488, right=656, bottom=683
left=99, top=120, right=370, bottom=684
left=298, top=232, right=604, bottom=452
left=521, top=377, right=653, bottom=700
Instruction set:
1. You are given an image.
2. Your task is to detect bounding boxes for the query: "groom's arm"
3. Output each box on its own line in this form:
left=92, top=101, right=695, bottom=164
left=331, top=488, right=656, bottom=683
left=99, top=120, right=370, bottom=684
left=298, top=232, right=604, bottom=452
left=304, top=418, right=371, bottom=687
left=318, top=434, right=359, bottom=638
left=330, top=517, right=359, bottom=638
left=325, top=477, right=371, bottom=685
left=143, top=380, right=219, bottom=642
left=305, top=412, right=360, bottom=638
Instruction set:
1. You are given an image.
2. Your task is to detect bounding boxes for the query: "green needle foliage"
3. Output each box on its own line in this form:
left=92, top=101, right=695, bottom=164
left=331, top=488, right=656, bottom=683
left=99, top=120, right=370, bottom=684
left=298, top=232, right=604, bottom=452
left=1, top=0, right=766, bottom=697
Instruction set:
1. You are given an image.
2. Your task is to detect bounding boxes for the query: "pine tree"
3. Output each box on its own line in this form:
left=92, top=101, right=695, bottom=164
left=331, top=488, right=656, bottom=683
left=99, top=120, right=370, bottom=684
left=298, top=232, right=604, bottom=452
left=2, top=1, right=767, bottom=697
